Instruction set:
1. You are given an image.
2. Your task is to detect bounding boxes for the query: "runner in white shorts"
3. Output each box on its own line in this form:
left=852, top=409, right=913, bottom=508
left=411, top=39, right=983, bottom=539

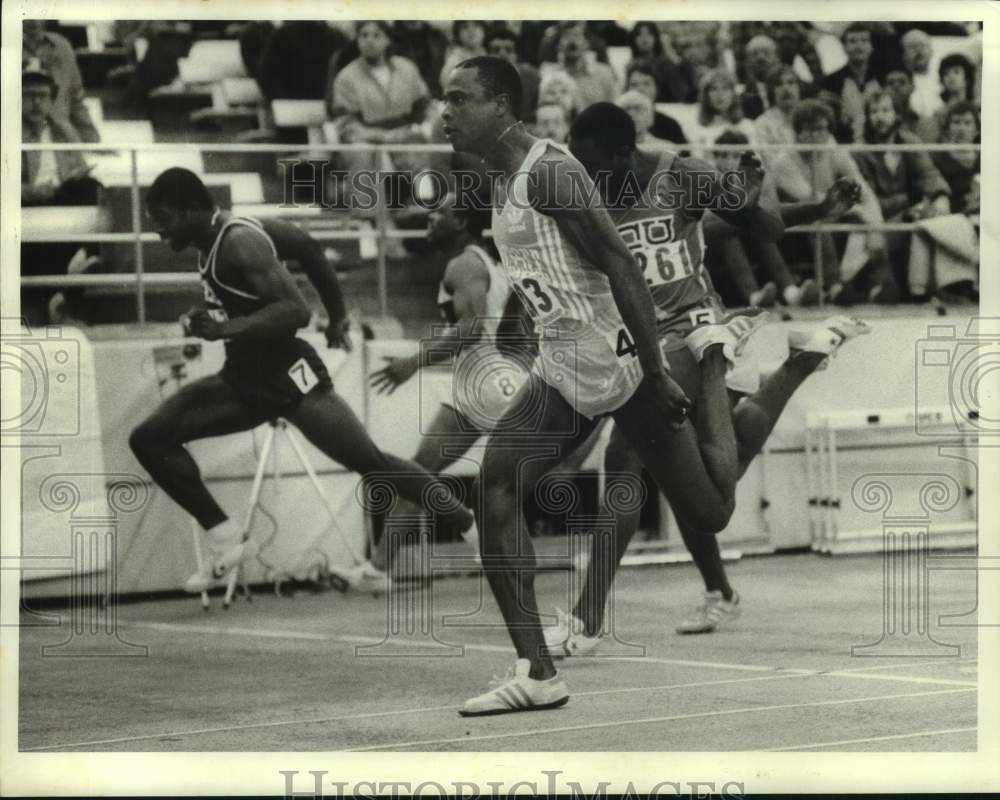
left=441, top=57, right=758, bottom=716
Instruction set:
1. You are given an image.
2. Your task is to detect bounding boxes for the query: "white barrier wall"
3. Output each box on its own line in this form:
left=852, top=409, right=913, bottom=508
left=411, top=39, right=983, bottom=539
left=16, top=312, right=980, bottom=597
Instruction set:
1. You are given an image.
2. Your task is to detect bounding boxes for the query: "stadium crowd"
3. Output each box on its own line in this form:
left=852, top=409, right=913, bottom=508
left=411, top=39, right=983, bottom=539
left=21, top=19, right=982, bottom=325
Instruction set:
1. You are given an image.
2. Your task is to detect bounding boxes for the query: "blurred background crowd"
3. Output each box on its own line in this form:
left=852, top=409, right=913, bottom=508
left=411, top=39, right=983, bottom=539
left=21, top=19, right=982, bottom=326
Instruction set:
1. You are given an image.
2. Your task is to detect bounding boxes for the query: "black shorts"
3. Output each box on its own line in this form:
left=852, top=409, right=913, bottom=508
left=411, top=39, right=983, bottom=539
left=220, top=338, right=333, bottom=418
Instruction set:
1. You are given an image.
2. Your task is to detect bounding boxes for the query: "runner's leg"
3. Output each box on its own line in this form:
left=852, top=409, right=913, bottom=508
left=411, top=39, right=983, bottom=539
left=285, top=389, right=475, bottom=534
left=129, top=375, right=269, bottom=528
left=475, top=374, right=598, bottom=680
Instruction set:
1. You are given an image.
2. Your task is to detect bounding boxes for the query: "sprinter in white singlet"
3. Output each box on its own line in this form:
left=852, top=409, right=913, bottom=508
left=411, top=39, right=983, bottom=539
left=440, top=56, right=759, bottom=717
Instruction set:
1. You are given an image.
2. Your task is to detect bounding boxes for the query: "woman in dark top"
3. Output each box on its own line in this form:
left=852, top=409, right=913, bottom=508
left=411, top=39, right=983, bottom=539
left=932, top=101, right=980, bottom=214
left=626, top=23, right=693, bottom=102
left=625, top=59, right=688, bottom=144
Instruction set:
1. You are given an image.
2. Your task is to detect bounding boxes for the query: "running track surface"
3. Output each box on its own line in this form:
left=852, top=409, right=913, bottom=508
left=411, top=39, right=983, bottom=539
left=18, top=552, right=977, bottom=752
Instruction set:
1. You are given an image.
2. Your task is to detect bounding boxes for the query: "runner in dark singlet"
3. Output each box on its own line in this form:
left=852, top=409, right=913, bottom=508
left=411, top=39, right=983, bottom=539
left=129, top=168, right=475, bottom=592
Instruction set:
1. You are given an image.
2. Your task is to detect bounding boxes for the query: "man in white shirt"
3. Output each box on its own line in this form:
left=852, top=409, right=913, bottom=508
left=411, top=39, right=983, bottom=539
left=902, top=29, right=944, bottom=118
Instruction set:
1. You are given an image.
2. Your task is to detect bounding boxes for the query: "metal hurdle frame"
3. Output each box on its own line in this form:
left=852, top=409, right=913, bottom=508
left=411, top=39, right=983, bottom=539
left=805, top=406, right=977, bottom=554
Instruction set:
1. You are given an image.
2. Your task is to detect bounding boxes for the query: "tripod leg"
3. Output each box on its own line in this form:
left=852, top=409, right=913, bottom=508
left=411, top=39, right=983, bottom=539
left=190, top=518, right=211, bottom=610
left=281, top=421, right=365, bottom=565
left=223, top=423, right=278, bottom=609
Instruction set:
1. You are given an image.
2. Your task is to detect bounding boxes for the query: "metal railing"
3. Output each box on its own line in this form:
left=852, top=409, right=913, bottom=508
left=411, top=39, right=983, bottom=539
left=19, top=140, right=981, bottom=322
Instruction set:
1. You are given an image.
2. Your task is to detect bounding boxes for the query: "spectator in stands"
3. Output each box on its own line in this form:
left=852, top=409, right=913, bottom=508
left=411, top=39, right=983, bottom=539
left=624, top=61, right=688, bottom=144
left=738, top=35, right=780, bottom=120
left=534, top=103, right=570, bottom=143
left=901, top=29, right=943, bottom=118
left=705, top=130, right=820, bottom=308
left=931, top=101, right=981, bottom=215
left=22, top=20, right=100, bottom=142
left=770, top=99, right=898, bottom=304
left=21, top=67, right=103, bottom=325
left=440, top=21, right=487, bottom=91
left=908, top=100, right=981, bottom=302
left=915, top=52, right=980, bottom=143
left=556, top=23, right=617, bottom=108
left=537, top=21, right=610, bottom=67
left=328, top=22, right=432, bottom=222
left=614, top=90, right=671, bottom=149
left=327, top=22, right=431, bottom=146
left=729, top=21, right=823, bottom=88
left=884, top=65, right=938, bottom=143
left=538, top=70, right=579, bottom=122
left=670, top=26, right=715, bottom=102
left=753, top=65, right=801, bottom=170
left=391, top=21, right=449, bottom=98
left=854, top=90, right=952, bottom=299
left=625, top=22, right=689, bottom=103
left=688, top=69, right=755, bottom=157
left=256, top=22, right=349, bottom=101
left=939, top=53, right=976, bottom=106
left=486, top=26, right=541, bottom=122
left=820, top=23, right=884, bottom=142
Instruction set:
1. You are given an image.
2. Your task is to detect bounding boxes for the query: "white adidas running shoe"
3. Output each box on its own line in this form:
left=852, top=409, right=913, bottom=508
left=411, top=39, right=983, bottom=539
left=675, top=590, right=742, bottom=634
left=788, top=315, right=871, bottom=370
left=544, top=608, right=604, bottom=658
left=459, top=658, right=569, bottom=716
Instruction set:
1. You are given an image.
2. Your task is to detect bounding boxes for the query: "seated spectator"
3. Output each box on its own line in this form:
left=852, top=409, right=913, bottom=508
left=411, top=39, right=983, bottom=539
left=884, top=65, right=939, bottom=142
left=820, top=23, right=885, bottom=142
left=669, top=25, right=715, bottom=101
left=257, top=22, right=349, bottom=101
left=555, top=23, right=617, bottom=108
left=614, top=90, right=672, bottom=149
left=901, top=29, right=943, bottom=118
left=729, top=21, right=823, bottom=87
left=327, top=22, right=432, bottom=219
left=537, top=21, right=609, bottom=67
left=687, top=69, right=756, bottom=157
left=538, top=70, right=579, bottom=122
left=939, top=53, right=977, bottom=106
left=909, top=101, right=981, bottom=301
left=22, top=20, right=99, bottom=142
left=770, top=99, right=898, bottom=304
left=753, top=65, right=801, bottom=170
left=486, top=26, right=541, bottom=122
left=624, top=61, right=687, bottom=144
left=705, top=130, right=820, bottom=308
left=626, top=21, right=689, bottom=102
left=916, top=53, right=980, bottom=143
left=21, top=67, right=103, bottom=325
left=534, top=103, right=569, bottom=143
left=854, top=90, right=952, bottom=299
left=391, top=21, right=449, bottom=98
left=440, top=21, right=487, bottom=91
left=738, top=35, right=780, bottom=120
left=931, top=101, right=981, bottom=214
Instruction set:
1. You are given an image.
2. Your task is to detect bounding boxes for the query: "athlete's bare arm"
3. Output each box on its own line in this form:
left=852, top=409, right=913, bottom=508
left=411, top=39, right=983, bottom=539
left=370, top=252, right=490, bottom=394
left=262, top=218, right=352, bottom=351
left=186, top=227, right=311, bottom=341
left=674, top=155, right=784, bottom=241
left=779, top=177, right=862, bottom=227
left=532, top=153, right=692, bottom=423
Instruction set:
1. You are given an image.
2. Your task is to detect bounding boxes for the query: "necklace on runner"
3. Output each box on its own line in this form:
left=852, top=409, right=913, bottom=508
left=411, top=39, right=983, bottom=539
left=496, top=120, right=523, bottom=144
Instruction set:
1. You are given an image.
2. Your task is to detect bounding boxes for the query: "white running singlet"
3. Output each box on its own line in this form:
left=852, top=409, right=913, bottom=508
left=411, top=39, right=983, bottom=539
left=491, top=139, right=644, bottom=418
